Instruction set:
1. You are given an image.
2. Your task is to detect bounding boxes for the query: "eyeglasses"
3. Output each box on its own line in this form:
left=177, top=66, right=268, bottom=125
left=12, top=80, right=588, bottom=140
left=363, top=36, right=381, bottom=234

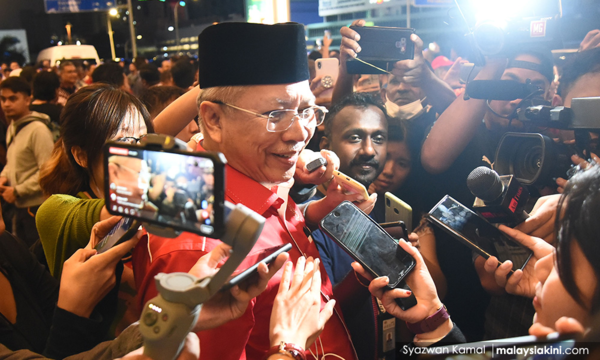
left=115, top=135, right=147, bottom=144
left=211, top=100, right=328, bottom=132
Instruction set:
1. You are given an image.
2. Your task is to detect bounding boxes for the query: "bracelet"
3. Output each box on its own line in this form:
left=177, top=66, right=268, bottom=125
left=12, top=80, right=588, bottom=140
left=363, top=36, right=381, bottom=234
left=264, top=342, right=306, bottom=360
left=354, top=271, right=370, bottom=288
left=406, top=305, right=450, bottom=334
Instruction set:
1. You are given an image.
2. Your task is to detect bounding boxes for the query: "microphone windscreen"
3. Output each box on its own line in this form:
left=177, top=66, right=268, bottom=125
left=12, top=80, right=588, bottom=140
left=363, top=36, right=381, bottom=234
left=467, top=166, right=503, bottom=202
left=466, top=80, right=534, bottom=101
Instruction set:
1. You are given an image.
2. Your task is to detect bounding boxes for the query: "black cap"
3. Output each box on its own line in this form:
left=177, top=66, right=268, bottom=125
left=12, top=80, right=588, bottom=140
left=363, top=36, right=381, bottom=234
left=198, top=22, right=309, bottom=89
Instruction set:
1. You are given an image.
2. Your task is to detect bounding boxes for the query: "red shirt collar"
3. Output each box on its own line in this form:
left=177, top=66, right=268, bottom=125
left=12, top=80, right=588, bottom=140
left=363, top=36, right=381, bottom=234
left=197, top=143, right=285, bottom=215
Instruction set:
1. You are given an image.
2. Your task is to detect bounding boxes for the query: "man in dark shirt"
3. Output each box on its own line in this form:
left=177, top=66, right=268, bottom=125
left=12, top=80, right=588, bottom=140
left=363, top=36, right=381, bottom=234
left=57, top=61, right=80, bottom=106
left=307, top=92, right=390, bottom=360
left=30, top=71, right=63, bottom=126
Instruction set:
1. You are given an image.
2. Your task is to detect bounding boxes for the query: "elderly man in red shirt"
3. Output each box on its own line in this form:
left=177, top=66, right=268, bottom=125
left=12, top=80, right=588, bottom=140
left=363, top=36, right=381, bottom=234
left=133, top=22, right=378, bottom=360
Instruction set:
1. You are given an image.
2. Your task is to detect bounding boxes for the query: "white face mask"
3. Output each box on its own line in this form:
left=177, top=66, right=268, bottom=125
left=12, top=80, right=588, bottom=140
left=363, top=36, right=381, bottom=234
left=385, top=94, right=426, bottom=120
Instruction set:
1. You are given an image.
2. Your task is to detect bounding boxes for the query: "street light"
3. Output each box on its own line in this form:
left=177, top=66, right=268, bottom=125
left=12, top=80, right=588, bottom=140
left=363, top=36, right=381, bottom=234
left=174, top=1, right=186, bottom=52
left=107, top=9, right=119, bottom=61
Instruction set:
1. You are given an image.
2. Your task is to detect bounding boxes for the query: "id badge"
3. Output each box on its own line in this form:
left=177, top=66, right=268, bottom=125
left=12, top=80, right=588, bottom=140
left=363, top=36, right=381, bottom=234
left=377, top=298, right=396, bottom=358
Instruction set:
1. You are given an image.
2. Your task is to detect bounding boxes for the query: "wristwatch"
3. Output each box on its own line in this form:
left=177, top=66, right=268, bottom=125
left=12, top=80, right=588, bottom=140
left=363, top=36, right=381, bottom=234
left=406, top=305, right=450, bottom=334
left=264, top=342, right=307, bottom=360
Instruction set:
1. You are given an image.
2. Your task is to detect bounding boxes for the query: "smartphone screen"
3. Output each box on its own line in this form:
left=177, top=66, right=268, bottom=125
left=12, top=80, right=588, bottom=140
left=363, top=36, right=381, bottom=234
left=320, top=201, right=415, bottom=288
left=428, top=195, right=532, bottom=271
left=95, top=217, right=136, bottom=254
left=104, top=143, right=225, bottom=237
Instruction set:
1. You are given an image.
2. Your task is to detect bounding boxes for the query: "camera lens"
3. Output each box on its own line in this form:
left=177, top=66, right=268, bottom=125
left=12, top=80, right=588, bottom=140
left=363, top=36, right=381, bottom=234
left=513, top=141, right=543, bottom=181
left=333, top=211, right=340, bottom=217
left=318, top=62, right=321, bottom=69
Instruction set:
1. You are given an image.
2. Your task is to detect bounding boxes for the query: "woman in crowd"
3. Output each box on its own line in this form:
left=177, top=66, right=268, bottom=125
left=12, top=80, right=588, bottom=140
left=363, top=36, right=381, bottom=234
left=37, top=83, right=153, bottom=279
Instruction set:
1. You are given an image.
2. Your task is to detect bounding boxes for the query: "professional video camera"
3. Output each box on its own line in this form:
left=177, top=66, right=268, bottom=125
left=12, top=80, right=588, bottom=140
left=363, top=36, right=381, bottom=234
left=466, top=84, right=600, bottom=188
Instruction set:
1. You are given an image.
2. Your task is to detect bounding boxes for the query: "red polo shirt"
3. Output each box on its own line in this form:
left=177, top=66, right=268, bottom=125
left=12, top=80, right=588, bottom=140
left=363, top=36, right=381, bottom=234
left=132, top=151, right=357, bottom=360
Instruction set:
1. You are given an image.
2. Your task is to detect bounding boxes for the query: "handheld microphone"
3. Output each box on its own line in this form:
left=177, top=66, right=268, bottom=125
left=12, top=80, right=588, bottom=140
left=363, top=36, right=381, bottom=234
left=466, top=80, right=542, bottom=101
left=467, top=167, right=529, bottom=225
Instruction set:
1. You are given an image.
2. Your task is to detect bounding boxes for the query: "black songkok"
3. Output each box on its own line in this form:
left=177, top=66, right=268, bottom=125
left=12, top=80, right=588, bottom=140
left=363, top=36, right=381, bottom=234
left=198, top=22, right=309, bottom=89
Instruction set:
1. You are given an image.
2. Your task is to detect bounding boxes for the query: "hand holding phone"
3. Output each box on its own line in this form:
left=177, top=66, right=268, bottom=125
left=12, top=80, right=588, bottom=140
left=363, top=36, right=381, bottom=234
left=352, top=238, right=445, bottom=323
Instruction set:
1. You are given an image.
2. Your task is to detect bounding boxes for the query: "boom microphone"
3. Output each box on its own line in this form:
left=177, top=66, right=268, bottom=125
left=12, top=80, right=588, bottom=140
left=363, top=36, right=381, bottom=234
left=467, top=167, right=529, bottom=225
left=466, top=80, right=542, bottom=101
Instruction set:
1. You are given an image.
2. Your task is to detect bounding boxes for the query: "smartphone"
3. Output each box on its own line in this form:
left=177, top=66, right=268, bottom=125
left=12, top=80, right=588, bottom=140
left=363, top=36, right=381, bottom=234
left=320, top=201, right=415, bottom=288
left=346, top=26, right=415, bottom=74
left=379, top=221, right=407, bottom=241
left=95, top=217, right=141, bottom=254
left=307, top=156, right=327, bottom=173
left=427, top=195, right=533, bottom=272
left=385, top=192, right=413, bottom=233
left=220, top=243, right=292, bottom=292
left=333, top=171, right=370, bottom=200
left=315, top=58, right=339, bottom=96
left=104, top=142, right=226, bottom=238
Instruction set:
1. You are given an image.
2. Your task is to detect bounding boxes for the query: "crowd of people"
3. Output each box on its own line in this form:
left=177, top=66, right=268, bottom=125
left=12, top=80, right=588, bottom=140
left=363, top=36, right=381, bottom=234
left=0, top=19, right=600, bottom=360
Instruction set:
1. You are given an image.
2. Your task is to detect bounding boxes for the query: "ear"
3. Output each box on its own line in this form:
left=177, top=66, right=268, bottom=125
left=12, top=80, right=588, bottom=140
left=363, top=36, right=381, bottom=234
left=71, top=146, right=88, bottom=169
left=199, top=101, right=224, bottom=144
left=552, top=94, right=563, bottom=107
left=107, top=163, right=119, bottom=181
left=320, top=135, right=330, bottom=150
left=380, top=88, right=387, bottom=103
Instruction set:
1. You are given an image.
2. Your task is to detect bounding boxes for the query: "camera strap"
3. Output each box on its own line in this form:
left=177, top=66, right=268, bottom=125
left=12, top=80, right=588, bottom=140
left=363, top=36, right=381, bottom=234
left=508, top=60, right=554, bottom=83
left=353, top=57, right=393, bottom=75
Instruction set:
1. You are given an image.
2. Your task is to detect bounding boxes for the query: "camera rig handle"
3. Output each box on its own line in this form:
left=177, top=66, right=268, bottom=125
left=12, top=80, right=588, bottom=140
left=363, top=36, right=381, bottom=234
left=139, top=201, right=265, bottom=360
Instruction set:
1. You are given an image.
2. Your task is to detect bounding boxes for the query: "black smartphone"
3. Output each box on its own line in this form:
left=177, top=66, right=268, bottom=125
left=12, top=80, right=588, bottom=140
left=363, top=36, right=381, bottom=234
left=95, top=217, right=140, bottom=254
left=320, top=201, right=415, bottom=288
left=379, top=221, right=407, bottom=242
left=427, top=195, right=533, bottom=272
left=104, top=142, right=226, bottom=238
left=307, top=156, right=327, bottom=173
left=220, top=243, right=292, bottom=292
left=346, top=26, right=415, bottom=74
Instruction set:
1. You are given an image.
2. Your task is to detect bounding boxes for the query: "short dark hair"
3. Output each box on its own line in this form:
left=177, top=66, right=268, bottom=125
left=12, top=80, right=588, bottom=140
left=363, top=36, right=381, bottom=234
left=139, top=64, right=160, bottom=87
left=324, top=92, right=387, bottom=137
left=387, top=123, right=405, bottom=143
left=557, top=47, right=600, bottom=98
left=140, top=86, right=185, bottom=117
left=19, top=66, right=37, bottom=84
left=171, top=60, right=195, bottom=89
left=32, top=71, right=60, bottom=101
left=556, top=163, right=600, bottom=315
left=92, top=63, right=125, bottom=87
left=0, top=76, right=31, bottom=96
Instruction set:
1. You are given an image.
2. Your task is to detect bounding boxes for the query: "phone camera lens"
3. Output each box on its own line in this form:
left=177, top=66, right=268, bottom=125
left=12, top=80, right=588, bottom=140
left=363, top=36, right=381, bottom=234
left=333, top=211, right=340, bottom=217
left=318, top=62, right=321, bottom=69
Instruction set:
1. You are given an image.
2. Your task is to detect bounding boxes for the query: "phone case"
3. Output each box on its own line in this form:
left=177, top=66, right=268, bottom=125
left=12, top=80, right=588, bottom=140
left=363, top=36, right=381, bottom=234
left=334, top=171, right=370, bottom=200
left=319, top=201, right=415, bottom=288
left=385, top=192, right=413, bottom=233
left=346, top=26, right=415, bottom=74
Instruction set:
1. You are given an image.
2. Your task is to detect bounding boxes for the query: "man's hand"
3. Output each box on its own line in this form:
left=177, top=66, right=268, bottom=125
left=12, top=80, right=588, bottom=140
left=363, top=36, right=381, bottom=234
left=295, top=149, right=340, bottom=186
left=352, top=239, right=443, bottom=324
left=116, top=333, right=200, bottom=360
left=391, top=34, right=431, bottom=87
left=556, top=153, right=599, bottom=193
left=310, top=75, right=333, bottom=106
left=0, top=186, right=16, bottom=203
left=269, top=257, right=335, bottom=349
left=339, top=19, right=366, bottom=73
left=579, top=29, right=600, bottom=52
left=190, top=243, right=289, bottom=332
left=442, top=57, right=468, bottom=90
left=514, top=194, right=561, bottom=244
left=0, top=176, right=7, bottom=188
left=482, top=225, right=554, bottom=298
left=58, top=216, right=142, bottom=318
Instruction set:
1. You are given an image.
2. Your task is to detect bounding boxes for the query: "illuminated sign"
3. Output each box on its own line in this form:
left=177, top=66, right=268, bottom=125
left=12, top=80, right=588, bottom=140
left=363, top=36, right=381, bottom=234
left=45, top=0, right=115, bottom=13
left=319, top=0, right=404, bottom=17
left=245, top=0, right=290, bottom=24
